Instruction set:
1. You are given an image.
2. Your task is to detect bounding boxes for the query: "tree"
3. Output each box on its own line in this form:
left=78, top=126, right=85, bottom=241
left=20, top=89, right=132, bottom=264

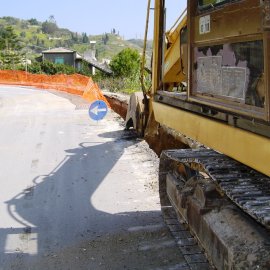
left=21, top=21, right=29, bottom=29
left=2, top=17, right=18, bottom=25
left=110, top=48, right=140, bottom=77
left=102, top=33, right=109, bottom=45
left=82, top=32, right=89, bottom=43
left=0, top=26, right=22, bottom=68
left=71, top=32, right=78, bottom=42
left=49, top=15, right=56, bottom=24
left=20, top=31, right=26, bottom=38
left=41, top=20, right=58, bottom=34
left=0, top=26, right=21, bottom=51
left=28, top=18, right=39, bottom=25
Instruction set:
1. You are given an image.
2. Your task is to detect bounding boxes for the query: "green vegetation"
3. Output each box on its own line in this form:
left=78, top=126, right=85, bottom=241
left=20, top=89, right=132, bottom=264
left=41, top=21, right=58, bottom=35
left=94, top=73, right=141, bottom=94
left=20, top=60, right=92, bottom=76
left=94, top=48, right=151, bottom=94
left=0, top=16, right=152, bottom=62
left=25, top=60, right=76, bottom=75
left=0, top=16, right=153, bottom=94
left=0, top=26, right=23, bottom=69
left=0, top=24, right=82, bottom=75
left=110, top=48, right=140, bottom=77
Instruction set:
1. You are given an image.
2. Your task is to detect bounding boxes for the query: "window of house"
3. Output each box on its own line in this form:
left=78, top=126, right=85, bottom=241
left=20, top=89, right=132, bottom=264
left=55, top=57, right=64, bottom=64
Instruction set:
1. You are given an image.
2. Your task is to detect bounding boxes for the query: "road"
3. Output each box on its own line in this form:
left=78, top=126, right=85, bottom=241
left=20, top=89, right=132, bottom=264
left=0, top=86, right=187, bottom=270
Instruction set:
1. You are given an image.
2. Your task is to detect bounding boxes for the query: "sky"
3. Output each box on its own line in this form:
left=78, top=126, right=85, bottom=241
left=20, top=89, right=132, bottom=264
left=0, top=0, right=187, bottom=40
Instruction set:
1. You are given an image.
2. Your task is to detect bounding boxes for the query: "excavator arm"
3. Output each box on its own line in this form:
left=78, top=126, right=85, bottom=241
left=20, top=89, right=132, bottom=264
left=163, top=12, right=187, bottom=89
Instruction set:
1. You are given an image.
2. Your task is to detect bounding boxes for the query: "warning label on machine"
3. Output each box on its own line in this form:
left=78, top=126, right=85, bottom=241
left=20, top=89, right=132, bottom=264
left=222, top=67, right=246, bottom=100
left=197, top=56, right=246, bottom=100
left=199, top=15, right=211, bottom=34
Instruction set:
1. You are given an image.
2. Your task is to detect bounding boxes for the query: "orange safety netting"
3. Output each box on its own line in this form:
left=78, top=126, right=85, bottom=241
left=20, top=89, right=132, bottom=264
left=0, top=70, right=110, bottom=107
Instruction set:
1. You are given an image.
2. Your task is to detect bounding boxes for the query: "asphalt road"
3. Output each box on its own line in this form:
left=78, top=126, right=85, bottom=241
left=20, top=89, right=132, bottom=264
left=0, top=86, right=187, bottom=270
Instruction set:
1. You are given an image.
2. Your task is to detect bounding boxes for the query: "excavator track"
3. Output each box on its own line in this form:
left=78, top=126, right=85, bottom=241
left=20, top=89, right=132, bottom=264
left=159, top=148, right=270, bottom=269
left=162, top=148, right=270, bottom=229
left=161, top=205, right=214, bottom=270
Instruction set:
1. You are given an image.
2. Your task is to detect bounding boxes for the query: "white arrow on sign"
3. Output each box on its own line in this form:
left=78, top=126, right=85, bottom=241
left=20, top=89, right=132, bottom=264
left=90, top=105, right=107, bottom=116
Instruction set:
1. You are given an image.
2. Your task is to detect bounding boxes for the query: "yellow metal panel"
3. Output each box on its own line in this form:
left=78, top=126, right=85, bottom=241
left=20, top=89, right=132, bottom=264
left=192, top=0, right=261, bottom=44
left=151, top=0, right=163, bottom=94
left=153, top=101, right=270, bottom=177
left=163, top=35, right=185, bottom=83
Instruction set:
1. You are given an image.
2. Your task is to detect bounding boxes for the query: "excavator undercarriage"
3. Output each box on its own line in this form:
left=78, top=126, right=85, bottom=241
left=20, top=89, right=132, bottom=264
left=160, top=149, right=270, bottom=269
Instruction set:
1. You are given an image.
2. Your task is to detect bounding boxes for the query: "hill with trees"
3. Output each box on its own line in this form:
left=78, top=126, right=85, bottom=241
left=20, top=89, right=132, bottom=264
left=0, top=16, right=152, bottom=62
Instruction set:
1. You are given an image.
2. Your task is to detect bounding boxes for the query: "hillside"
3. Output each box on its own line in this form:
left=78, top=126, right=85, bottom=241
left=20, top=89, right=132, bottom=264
left=0, top=16, right=152, bottom=62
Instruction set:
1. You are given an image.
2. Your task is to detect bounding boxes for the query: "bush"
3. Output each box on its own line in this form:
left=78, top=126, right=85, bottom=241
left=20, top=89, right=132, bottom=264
left=26, top=61, right=42, bottom=73
left=93, top=48, right=142, bottom=94
left=93, top=72, right=143, bottom=94
left=25, top=60, right=76, bottom=75
left=94, top=48, right=151, bottom=94
left=77, top=61, right=92, bottom=76
left=109, top=48, right=140, bottom=78
left=2, top=59, right=93, bottom=77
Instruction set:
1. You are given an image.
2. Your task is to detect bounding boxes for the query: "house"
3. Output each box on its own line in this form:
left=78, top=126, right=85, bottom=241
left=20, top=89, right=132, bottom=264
left=41, top=47, right=112, bottom=75
left=42, top=47, right=82, bottom=70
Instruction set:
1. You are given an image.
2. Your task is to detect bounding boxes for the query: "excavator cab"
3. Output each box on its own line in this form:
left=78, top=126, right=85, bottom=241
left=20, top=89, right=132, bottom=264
left=188, top=0, right=267, bottom=120
left=159, top=0, right=268, bottom=118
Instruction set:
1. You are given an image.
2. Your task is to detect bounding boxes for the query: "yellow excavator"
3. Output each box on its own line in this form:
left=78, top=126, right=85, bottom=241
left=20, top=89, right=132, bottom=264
left=126, top=0, right=270, bottom=269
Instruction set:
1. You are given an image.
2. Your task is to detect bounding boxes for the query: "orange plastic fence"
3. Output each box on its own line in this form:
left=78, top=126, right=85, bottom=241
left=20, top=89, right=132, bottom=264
left=0, top=70, right=110, bottom=107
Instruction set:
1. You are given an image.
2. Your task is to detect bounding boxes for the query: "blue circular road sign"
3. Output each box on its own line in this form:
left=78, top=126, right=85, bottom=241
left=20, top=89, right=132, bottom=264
left=88, top=100, right=108, bottom=121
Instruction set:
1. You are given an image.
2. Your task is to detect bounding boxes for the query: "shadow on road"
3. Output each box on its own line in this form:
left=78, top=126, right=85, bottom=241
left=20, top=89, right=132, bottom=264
left=0, top=130, right=179, bottom=270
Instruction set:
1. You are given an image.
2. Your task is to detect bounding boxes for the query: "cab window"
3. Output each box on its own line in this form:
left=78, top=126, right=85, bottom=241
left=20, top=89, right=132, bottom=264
left=198, top=0, right=230, bottom=10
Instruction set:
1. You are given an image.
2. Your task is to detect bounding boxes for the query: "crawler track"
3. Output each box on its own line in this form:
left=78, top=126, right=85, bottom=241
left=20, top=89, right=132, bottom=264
left=159, top=148, right=270, bottom=269
left=162, top=205, right=214, bottom=270
left=162, top=148, right=270, bottom=229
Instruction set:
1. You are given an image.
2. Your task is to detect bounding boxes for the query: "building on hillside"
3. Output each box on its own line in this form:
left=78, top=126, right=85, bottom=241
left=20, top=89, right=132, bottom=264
left=42, top=47, right=82, bottom=70
left=84, top=56, right=112, bottom=75
left=41, top=47, right=112, bottom=75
